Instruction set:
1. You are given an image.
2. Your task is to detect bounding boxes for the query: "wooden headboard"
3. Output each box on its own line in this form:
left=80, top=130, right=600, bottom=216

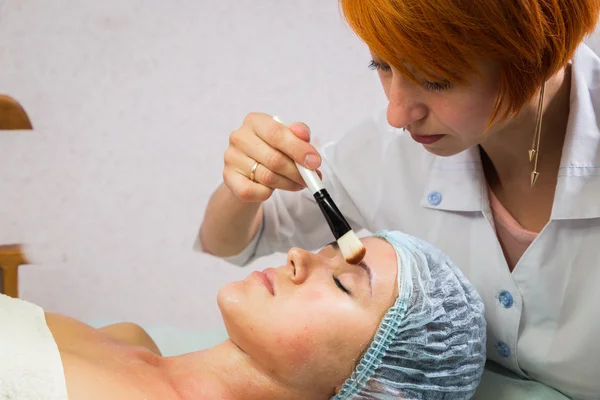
left=0, top=94, right=33, bottom=297
left=0, top=94, right=33, bottom=130
left=0, top=245, right=28, bottom=298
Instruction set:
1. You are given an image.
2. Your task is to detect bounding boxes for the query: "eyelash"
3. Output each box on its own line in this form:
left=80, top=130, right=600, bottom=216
left=333, top=275, right=351, bottom=295
left=368, top=59, right=391, bottom=73
left=423, top=80, right=451, bottom=93
left=368, top=59, right=451, bottom=93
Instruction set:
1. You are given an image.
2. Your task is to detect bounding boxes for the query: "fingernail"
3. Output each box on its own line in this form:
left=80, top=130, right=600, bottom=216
left=304, top=154, right=320, bottom=169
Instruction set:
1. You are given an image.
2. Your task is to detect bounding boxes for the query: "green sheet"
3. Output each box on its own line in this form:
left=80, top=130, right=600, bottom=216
left=87, top=320, right=227, bottom=356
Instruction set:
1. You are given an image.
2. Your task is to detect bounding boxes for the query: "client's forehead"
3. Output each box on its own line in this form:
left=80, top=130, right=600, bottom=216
left=320, top=237, right=396, bottom=269
left=321, top=237, right=398, bottom=300
left=361, top=237, right=397, bottom=276
left=361, top=237, right=398, bottom=307
left=360, top=237, right=396, bottom=266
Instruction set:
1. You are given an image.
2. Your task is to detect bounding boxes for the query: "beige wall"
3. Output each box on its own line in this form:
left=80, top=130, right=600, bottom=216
left=0, top=0, right=385, bottom=329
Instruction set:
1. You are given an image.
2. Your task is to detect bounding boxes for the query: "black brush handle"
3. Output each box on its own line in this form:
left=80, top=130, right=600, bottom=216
left=313, top=189, right=352, bottom=239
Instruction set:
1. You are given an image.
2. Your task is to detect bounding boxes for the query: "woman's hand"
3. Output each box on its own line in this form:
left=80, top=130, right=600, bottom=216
left=223, top=112, right=322, bottom=202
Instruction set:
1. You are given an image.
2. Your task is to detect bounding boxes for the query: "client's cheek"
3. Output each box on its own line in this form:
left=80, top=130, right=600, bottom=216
left=272, top=289, right=355, bottom=368
left=273, top=324, right=319, bottom=366
left=300, top=287, right=326, bottom=302
left=273, top=311, right=330, bottom=366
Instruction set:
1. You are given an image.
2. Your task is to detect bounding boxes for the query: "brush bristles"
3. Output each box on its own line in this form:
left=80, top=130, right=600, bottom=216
left=337, top=230, right=366, bottom=265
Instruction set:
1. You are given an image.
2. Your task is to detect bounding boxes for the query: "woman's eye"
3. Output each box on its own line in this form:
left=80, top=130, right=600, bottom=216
left=423, top=79, right=451, bottom=92
left=369, top=59, right=450, bottom=92
left=333, top=275, right=352, bottom=296
left=368, top=59, right=392, bottom=73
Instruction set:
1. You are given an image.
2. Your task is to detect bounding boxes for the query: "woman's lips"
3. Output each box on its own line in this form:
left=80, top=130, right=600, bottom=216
left=252, top=269, right=275, bottom=295
left=409, top=131, right=445, bottom=145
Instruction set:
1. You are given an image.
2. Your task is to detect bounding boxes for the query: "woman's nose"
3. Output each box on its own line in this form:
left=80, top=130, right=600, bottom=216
left=386, top=75, right=428, bottom=129
left=287, top=247, right=315, bottom=285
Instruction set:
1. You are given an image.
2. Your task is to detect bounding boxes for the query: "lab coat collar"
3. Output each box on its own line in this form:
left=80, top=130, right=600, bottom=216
left=420, top=146, right=485, bottom=213
left=421, top=44, right=600, bottom=220
left=552, top=44, right=600, bottom=220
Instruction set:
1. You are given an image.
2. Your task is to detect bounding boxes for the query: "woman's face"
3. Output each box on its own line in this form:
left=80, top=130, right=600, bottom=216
left=371, top=55, right=505, bottom=156
left=217, top=237, right=398, bottom=397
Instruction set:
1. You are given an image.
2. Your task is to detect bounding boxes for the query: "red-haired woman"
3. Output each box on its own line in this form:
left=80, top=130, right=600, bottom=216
left=198, top=1, right=600, bottom=398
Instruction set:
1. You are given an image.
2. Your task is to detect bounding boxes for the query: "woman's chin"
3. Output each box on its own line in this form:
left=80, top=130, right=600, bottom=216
left=422, top=142, right=464, bottom=157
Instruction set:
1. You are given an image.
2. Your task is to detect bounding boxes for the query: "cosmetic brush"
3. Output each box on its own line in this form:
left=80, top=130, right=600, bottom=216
left=273, top=116, right=366, bottom=265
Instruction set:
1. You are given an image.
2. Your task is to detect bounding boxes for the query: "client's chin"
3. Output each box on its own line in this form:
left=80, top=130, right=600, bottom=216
left=216, top=281, right=256, bottom=346
left=216, top=281, right=244, bottom=319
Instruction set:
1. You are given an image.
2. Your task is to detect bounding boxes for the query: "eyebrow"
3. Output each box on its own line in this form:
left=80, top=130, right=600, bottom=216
left=328, top=241, right=373, bottom=295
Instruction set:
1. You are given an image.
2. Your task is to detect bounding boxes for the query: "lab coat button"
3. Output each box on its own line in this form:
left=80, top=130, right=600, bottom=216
left=427, top=191, right=442, bottom=206
left=499, top=291, right=514, bottom=308
left=496, top=342, right=511, bottom=358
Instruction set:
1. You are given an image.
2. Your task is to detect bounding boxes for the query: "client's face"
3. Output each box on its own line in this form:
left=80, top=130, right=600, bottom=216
left=217, top=237, right=398, bottom=396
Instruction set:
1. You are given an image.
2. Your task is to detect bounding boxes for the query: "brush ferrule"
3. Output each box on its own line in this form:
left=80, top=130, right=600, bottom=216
left=313, top=189, right=352, bottom=239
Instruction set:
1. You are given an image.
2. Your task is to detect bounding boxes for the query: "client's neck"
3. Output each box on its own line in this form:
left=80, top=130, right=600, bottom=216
left=163, top=340, right=305, bottom=400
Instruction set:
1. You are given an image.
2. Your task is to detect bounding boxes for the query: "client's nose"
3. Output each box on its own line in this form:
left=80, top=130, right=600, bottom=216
left=287, top=247, right=312, bottom=285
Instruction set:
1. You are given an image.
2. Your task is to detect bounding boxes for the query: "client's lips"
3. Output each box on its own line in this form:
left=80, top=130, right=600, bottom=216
left=252, top=269, right=275, bottom=295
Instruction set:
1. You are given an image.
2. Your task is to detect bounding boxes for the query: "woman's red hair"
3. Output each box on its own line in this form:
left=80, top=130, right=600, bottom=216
left=340, top=0, right=600, bottom=124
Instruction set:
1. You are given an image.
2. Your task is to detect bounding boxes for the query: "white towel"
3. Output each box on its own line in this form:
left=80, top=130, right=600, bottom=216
left=0, top=294, right=68, bottom=400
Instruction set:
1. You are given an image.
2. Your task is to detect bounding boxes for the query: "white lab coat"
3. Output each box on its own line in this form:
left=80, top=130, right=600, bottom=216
left=203, top=44, right=600, bottom=399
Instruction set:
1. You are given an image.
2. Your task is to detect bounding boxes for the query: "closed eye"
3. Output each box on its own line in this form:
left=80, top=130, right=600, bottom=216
left=333, top=275, right=352, bottom=296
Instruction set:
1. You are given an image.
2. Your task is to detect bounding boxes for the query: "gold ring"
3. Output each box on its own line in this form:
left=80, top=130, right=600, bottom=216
left=249, top=161, right=259, bottom=182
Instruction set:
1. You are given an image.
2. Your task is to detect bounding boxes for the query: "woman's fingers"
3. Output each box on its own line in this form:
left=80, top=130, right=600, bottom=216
left=225, top=146, right=305, bottom=192
left=250, top=161, right=306, bottom=192
left=246, top=113, right=322, bottom=170
left=229, top=121, right=305, bottom=187
left=222, top=112, right=322, bottom=203
left=223, top=167, right=274, bottom=203
left=288, top=122, right=311, bottom=142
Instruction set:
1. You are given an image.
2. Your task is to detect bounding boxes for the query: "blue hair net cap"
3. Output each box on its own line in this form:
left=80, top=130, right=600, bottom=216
left=333, top=230, right=486, bottom=399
